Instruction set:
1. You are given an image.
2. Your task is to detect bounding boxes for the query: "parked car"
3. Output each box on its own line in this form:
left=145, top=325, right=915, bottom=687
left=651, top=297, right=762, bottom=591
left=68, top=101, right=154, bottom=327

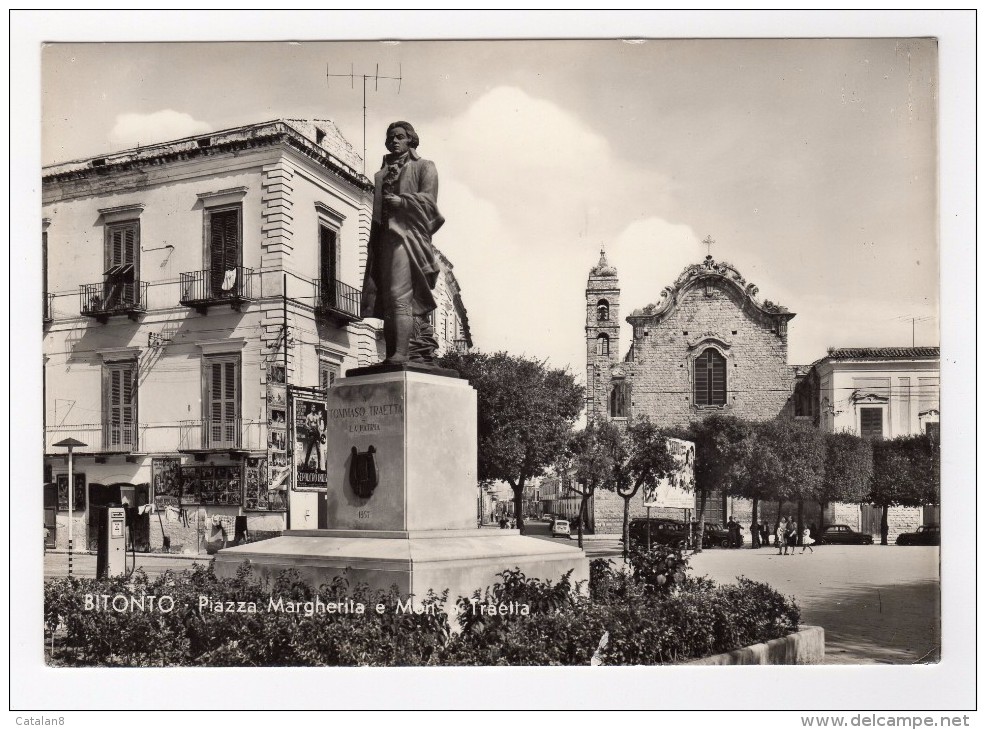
left=550, top=519, right=571, bottom=538
left=896, top=524, right=940, bottom=546
left=818, top=524, right=874, bottom=545
left=693, top=522, right=743, bottom=549
left=627, top=518, right=689, bottom=549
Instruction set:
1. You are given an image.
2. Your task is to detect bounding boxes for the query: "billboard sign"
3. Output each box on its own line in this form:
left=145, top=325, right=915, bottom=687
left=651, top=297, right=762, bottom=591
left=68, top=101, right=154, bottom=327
left=643, top=437, right=696, bottom=509
left=293, top=394, right=327, bottom=490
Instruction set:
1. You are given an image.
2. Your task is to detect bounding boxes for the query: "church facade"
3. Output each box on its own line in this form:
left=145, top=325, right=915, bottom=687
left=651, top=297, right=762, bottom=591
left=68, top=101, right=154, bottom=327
left=583, top=250, right=800, bottom=532
left=579, top=249, right=930, bottom=539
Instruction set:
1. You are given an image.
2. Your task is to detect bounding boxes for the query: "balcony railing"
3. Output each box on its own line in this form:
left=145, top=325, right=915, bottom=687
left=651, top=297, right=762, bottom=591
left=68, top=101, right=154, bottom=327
left=453, top=338, right=471, bottom=354
left=80, top=280, right=148, bottom=322
left=314, top=278, right=361, bottom=323
left=178, top=418, right=264, bottom=453
left=179, top=266, right=253, bottom=313
left=45, top=422, right=139, bottom=455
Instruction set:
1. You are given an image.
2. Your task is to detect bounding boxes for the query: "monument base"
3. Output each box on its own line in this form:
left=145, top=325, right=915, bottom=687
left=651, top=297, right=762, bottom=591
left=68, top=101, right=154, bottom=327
left=214, top=530, right=589, bottom=617
left=345, top=361, right=460, bottom=379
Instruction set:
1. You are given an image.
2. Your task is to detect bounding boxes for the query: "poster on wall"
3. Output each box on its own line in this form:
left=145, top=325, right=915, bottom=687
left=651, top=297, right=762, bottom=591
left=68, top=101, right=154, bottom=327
left=56, top=473, right=86, bottom=510
left=293, top=393, right=327, bottom=490
left=245, top=457, right=285, bottom=511
left=198, top=465, right=243, bottom=505
left=642, top=437, right=697, bottom=509
left=151, top=458, right=181, bottom=508
left=178, top=466, right=201, bottom=506
left=267, top=363, right=289, bottom=494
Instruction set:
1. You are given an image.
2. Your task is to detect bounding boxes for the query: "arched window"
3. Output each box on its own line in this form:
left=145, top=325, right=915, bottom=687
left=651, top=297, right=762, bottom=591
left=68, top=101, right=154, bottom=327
left=597, top=299, right=609, bottom=321
left=596, top=333, right=610, bottom=356
left=610, top=379, right=630, bottom=418
left=694, top=347, right=727, bottom=406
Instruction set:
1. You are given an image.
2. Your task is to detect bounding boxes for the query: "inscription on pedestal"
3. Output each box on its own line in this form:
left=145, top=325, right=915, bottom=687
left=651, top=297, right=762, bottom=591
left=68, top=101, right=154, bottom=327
left=323, top=372, right=477, bottom=532
left=324, top=380, right=408, bottom=530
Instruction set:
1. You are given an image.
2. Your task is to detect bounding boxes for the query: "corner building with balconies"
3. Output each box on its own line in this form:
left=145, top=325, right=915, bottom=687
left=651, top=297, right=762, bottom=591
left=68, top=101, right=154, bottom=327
left=42, top=119, right=391, bottom=552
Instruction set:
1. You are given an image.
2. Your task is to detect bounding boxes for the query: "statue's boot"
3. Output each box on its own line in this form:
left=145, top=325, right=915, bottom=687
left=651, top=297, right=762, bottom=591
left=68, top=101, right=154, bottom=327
left=383, top=310, right=412, bottom=365
left=383, top=311, right=397, bottom=360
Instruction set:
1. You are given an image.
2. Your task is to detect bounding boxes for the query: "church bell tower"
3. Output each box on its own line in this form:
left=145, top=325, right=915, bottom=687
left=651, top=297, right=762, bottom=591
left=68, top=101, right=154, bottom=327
left=585, top=248, right=620, bottom=420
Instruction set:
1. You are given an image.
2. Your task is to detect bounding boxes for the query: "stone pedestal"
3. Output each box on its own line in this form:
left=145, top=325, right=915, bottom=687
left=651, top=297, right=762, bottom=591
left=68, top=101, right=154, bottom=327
left=321, top=369, right=478, bottom=532
left=215, top=370, right=588, bottom=607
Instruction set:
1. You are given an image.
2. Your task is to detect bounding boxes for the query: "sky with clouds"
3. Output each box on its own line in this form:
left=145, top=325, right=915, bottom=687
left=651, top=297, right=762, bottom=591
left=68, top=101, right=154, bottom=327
left=41, top=37, right=940, bottom=379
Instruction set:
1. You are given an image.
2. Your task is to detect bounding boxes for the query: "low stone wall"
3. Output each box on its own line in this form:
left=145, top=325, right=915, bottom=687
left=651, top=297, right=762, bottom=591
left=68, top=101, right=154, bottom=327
left=685, top=625, right=824, bottom=665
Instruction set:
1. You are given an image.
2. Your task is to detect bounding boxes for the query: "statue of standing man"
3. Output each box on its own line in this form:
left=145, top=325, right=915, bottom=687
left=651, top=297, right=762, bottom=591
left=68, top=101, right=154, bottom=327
left=360, top=121, right=444, bottom=366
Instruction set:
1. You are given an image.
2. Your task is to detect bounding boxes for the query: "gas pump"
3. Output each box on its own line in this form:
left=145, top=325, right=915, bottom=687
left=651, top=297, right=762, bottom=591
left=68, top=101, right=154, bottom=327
left=96, top=506, right=128, bottom=578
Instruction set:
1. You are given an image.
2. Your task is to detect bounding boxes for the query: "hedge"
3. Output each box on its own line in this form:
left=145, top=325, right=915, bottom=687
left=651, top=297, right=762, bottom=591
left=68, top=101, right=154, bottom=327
left=44, top=545, right=799, bottom=667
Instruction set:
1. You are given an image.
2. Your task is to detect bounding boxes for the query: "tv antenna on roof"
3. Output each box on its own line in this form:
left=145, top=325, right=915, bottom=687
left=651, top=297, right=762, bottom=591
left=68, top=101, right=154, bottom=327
left=892, top=315, right=935, bottom=347
left=327, top=63, right=403, bottom=175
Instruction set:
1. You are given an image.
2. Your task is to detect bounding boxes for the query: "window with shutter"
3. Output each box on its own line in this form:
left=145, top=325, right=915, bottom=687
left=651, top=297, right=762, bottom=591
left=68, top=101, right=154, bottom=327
left=694, top=348, right=727, bottom=407
left=609, top=380, right=630, bottom=418
left=596, top=334, right=609, bottom=356
left=319, top=225, right=338, bottom=308
left=103, top=361, right=137, bottom=450
left=205, top=356, right=240, bottom=448
left=42, top=230, right=48, bottom=317
left=860, top=407, right=884, bottom=440
left=209, top=208, right=241, bottom=297
left=104, top=223, right=138, bottom=307
left=319, top=361, right=340, bottom=392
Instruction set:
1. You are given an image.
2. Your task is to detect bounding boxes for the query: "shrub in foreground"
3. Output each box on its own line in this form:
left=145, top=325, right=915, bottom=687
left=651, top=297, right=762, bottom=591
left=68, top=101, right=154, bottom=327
left=45, top=552, right=800, bottom=667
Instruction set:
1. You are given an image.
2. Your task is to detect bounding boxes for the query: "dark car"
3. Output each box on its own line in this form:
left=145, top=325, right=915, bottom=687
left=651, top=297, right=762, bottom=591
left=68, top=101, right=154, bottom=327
left=690, top=522, right=742, bottom=549
left=628, top=518, right=689, bottom=549
left=896, top=524, right=940, bottom=546
left=818, top=524, right=874, bottom=545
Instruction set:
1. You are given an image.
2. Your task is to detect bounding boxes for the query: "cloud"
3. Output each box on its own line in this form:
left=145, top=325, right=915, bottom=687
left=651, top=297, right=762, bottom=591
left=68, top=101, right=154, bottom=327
left=108, top=110, right=212, bottom=148
left=430, top=86, right=673, bottom=245
left=609, top=217, right=703, bottom=346
left=427, top=87, right=690, bottom=376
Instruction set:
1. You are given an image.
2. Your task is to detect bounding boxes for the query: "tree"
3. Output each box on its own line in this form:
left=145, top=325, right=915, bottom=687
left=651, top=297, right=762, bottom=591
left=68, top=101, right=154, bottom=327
left=438, top=350, right=584, bottom=533
left=869, top=434, right=940, bottom=545
left=740, top=419, right=826, bottom=541
left=729, top=422, right=771, bottom=547
left=565, top=419, right=623, bottom=549
left=613, top=418, right=677, bottom=561
left=685, top=414, right=749, bottom=553
left=818, top=431, right=873, bottom=530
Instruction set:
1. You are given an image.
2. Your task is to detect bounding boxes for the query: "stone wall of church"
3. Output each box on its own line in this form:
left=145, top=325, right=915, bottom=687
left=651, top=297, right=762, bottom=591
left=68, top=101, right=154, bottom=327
left=592, top=488, right=688, bottom=534
left=626, top=281, right=795, bottom=426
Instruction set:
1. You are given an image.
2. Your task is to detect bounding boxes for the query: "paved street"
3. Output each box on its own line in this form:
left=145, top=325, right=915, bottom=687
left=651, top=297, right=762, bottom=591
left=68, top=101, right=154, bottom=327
left=44, top=551, right=210, bottom=579
left=687, top=544, right=940, bottom=665
left=45, top=532, right=939, bottom=666
left=533, top=534, right=939, bottom=666
left=526, top=523, right=939, bottom=665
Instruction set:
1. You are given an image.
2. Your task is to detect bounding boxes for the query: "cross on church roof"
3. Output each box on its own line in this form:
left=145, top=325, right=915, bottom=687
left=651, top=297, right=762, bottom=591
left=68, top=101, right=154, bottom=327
left=702, top=235, right=715, bottom=258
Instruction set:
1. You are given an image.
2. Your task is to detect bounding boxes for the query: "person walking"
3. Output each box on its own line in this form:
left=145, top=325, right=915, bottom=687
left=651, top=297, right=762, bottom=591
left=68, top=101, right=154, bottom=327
left=776, top=518, right=788, bottom=555
left=761, top=522, right=771, bottom=548
left=727, top=516, right=740, bottom=548
left=800, top=527, right=815, bottom=554
left=786, top=516, right=799, bottom=555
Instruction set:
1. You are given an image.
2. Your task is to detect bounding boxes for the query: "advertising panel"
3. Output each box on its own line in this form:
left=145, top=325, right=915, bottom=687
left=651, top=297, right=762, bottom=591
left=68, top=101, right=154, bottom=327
left=642, top=437, right=696, bottom=509
left=293, top=393, right=327, bottom=491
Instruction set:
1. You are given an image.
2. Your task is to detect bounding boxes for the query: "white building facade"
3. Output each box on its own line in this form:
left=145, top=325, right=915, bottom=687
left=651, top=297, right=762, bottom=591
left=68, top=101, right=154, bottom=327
left=795, top=347, right=941, bottom=535
left=42, top=119, right=380, bottom=552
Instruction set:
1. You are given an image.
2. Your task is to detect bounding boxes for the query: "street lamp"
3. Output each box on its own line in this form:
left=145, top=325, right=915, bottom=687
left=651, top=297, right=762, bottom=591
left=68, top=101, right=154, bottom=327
left=54, top=438, right=86, bottom=577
